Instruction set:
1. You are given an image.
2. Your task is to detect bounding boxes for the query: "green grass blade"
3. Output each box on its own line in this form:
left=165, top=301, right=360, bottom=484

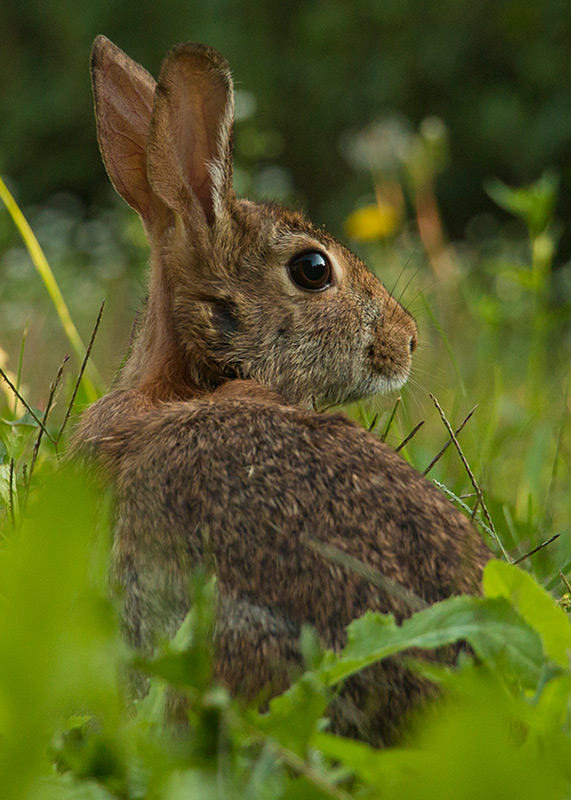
left=0, top=176, right=103, bottom=401
left=13, top=325, right=28, bottom=417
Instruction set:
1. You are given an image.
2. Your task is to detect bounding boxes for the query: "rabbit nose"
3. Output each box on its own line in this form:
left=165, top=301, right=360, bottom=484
left=409, top=332, right=418, bottom=353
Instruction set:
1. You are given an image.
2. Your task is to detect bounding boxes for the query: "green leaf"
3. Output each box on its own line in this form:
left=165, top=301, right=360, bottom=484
left=252, top=673, right=330, bottom=758
left=138, top=572, right=216, bottom=692
left=483, top=560, right=571, bottom=668
left=0, top=463, right=12, bottom=509
left=0, top=413, right=39, bottom=462
left=0, top=467, right=122, bottom=800
left=319, top=592, right=545, bottom=688
left=161, top=768, right=222, bottom=800
left=27, top=775, right=114, bottom=800
left=241, top=742, right=288, bottom=800
left=1, top=410, right=40, bottom=429
left=316, top=666, right=571, bottom=798
left=312, top=732, right=387, bottom=785
left=533, top=674, right=571, bottom=731
left=281, top=775, right=336, bottom=800
left=486, top=170, right=559, bottom=237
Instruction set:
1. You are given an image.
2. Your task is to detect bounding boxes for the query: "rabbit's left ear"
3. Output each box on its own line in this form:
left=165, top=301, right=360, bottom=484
left=91, top=35, right=168, bottom=233
left=146, top=43, right=235, bottom=231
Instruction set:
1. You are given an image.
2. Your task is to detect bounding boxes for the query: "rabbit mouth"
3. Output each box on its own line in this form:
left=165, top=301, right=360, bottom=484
left=362, top=365, right=410, bottom=399
left=324, top=363, right=410, bottom=407
left=372, top=370, right=409, bottom=395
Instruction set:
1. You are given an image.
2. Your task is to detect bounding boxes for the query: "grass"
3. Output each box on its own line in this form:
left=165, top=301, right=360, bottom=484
left=0, top=175, right=570, bottom=798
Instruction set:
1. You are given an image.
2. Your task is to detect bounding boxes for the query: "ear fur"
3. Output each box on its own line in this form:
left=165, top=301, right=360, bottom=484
left=146, top=43, right=235, bottom=229
left=91, top=36, right=167, bottom=231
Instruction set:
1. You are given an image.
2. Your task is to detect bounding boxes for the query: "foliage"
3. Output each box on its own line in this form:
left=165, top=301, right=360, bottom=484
left=1, top=463, right=571, bottom=799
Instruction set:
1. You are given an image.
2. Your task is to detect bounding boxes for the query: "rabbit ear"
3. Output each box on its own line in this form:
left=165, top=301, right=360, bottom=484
left=146, top=43, right=235, bottom=230
left=90, top=36, right=167, bottom=231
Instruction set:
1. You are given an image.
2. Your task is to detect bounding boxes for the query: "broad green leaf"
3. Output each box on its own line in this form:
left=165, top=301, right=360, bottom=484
left=319, top=594, right=544, bottom=688
left=532, top=675, right=571, bottom=732
left=318, top=668, right=571, bottom=799
left=252, top=673, right=329, bottom=758
left=483, top=560, right=571, bottom=668
left=0, top=467, right=122, bottom=800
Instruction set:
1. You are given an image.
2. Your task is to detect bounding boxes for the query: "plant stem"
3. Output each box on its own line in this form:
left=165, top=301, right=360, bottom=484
left=0, top=176, right=103, bottom=401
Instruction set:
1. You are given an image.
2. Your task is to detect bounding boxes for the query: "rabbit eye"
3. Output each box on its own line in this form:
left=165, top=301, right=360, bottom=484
left=288, top=251, right=332, bottom=292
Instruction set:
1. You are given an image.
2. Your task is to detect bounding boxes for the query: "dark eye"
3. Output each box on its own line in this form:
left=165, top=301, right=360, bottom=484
left=287, top=251, right=332, bottom=292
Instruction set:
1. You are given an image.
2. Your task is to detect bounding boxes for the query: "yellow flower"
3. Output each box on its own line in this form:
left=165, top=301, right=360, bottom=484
left=344, top=203, right=400, bottom=241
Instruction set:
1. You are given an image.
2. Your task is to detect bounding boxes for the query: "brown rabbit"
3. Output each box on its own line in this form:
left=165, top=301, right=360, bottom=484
left=77, top=35, right=491, bottom=746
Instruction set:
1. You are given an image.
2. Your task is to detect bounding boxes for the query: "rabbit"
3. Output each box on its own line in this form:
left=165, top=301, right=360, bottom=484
left=76, top=35, right=492, bottom=746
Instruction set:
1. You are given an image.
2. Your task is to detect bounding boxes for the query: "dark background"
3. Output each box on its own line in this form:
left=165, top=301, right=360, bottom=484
left=1, top=0, right=570, bottom=251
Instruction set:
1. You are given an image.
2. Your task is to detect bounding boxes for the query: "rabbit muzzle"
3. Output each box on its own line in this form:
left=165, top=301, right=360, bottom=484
left=367, top=298, right=418, bottom=390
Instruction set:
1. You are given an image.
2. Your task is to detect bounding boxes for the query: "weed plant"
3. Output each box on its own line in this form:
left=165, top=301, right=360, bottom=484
left=0, top=166, right=570, bottom=798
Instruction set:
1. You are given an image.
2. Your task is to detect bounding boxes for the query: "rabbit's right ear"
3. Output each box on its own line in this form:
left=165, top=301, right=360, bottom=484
left=145, top=43, right=235, bottom=234
left=91, top=36, right=168, bottom=232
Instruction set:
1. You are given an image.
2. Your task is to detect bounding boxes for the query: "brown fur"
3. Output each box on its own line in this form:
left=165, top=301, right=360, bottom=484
left=76, top=36, right=491, bottom=746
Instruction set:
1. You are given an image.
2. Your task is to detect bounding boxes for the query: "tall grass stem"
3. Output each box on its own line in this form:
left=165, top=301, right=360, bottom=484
left=0, top=176, right=103, bottom=401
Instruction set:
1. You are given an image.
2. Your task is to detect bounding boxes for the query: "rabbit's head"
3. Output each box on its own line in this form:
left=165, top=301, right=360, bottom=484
left=92, top=37, right=418, bottom=406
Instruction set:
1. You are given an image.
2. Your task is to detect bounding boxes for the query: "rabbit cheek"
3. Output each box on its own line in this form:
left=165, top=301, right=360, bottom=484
left=211, top=300, right=240, bottom=337
left=209, top=300, right=243, bottom=378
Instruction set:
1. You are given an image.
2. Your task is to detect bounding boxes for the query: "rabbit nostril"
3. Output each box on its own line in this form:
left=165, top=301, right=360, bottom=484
left=409, top=333, right=418, bottom=354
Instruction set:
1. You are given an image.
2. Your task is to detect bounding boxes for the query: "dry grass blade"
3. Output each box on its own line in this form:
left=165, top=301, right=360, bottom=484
left=0, top=366, right=56, bottom=444
left=380, top=396, right=401, bottom=443
left=57, top=299, right=105, bottom=443
left=304, top=535, right=428, bottom=612
left=422, top=403, right=478, bottom=476
left=395, top=419, right=425, bottom=453
left=367, top=412, right=379, bottom=432
left=559, top=570, right=571, bottom=594
left=429, top=393, right=510, bottom=561
left=28, top=355, right=69, bottom=482
left=512, top=534, right=561, bottom=565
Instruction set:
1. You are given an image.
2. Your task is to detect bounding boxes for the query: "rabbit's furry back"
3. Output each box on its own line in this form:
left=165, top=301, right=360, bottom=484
left=82, top=382, right=489, bottom=745
left=77, top=36, right=491, bottom=746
